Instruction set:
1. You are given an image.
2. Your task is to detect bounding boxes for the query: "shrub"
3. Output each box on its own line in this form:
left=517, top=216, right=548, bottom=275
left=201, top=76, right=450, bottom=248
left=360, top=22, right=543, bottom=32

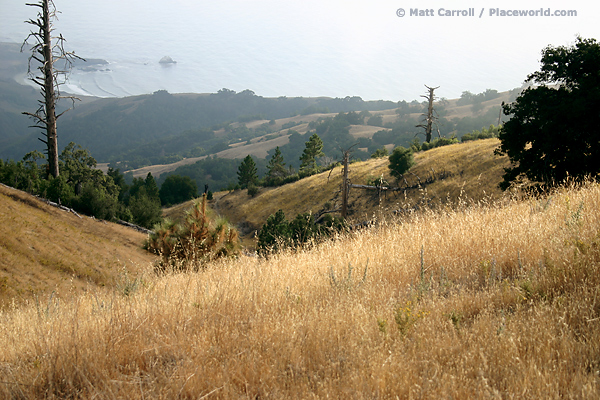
left=146, top=194, right=240, bottom=272
left=366, top=174, right=389, bottom=188
left=388, top=146, right=415, bottom=180
left=72, top=183, right=119, bottom=220
left=257, top=210, right=346, bottom=256
left=370, top=148, right=389, bottom=159
left=247, top=184, right=260, bottom=197
left=461, top=124, right=500, bottom=142
left=421, top=137, right=458, bottom=151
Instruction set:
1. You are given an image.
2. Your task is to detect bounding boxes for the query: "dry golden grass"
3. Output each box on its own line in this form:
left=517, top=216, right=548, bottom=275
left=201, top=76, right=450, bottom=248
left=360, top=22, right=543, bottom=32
left=211, top=138, right=509, bottom=246
left=1, top=180, right=599, bottom=398
left=214, top=135, right=291, bottom=160
left=0, top=184, right=156, bottom=309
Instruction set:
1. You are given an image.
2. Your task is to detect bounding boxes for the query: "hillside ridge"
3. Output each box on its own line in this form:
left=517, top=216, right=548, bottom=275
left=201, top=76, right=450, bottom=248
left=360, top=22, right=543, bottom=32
left=0, top=183, right=156, bottom=308
left=163, top=138, right=509, bottom=248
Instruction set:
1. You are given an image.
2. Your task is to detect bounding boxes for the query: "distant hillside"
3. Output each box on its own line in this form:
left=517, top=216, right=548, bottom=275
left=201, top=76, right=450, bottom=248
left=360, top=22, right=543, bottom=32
left=1, top=41, right=517, bottom=173
left=137, top=93, right=511, bottom=195
left=164, top=138, right=509, bottom=248
left=0, top=183, right=156, bottom=309
left=0, top=41, right=397, bottom=163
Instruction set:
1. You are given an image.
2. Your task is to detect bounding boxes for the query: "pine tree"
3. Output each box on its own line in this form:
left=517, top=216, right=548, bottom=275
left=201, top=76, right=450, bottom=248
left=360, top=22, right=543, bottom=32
left=299, top=133, right=325, bottom=174
left=266, top=146, right=287, bottom=179
left=237, top=155, right=258, bottom=189
left=144, top=172, right=160, bottom=201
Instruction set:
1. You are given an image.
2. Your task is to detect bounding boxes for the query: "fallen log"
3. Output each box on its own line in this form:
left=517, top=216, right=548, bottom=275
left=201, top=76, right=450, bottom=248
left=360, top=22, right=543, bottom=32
left=349, top=184, right=404, bottom=191
left=115, top=220, right=154, bottom=235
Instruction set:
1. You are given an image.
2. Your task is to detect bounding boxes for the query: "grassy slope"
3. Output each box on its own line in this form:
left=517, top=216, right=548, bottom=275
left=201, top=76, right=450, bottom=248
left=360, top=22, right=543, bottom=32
left=1, top=179, right=599, bottom=398
left=0, top=184, right=156, bottom=308
left=204, top=138, right=509, bottom=246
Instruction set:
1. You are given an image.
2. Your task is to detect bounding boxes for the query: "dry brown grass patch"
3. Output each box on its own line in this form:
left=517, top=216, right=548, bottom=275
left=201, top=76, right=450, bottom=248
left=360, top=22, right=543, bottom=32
left=1, top=181, right=599, bottom=398
left=0, top=184, right=156, bottom=309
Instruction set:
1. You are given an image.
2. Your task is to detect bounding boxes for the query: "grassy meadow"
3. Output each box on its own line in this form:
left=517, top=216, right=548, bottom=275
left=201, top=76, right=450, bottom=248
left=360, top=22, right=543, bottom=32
left=1, top=178, right=599, bottom=398
left=0, top=184, right=155, bottom=309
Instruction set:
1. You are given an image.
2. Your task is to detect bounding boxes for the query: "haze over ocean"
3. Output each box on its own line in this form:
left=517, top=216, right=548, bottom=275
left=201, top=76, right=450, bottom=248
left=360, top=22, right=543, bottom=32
left=1, top=0, right=598, bottom=101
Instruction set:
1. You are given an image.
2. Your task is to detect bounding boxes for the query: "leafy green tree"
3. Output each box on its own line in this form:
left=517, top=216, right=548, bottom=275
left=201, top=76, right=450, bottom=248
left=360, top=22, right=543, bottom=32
left=129, top=189, right=163, bottom=228
left=237, top=155, right=258, bottom=189
left=299, top=133, right=325, bottom=174
left=371, top=147, right=389, bottom=159
left=159, top=174, right=198, bottom=206
left=59, top=142, right=102, bottom=195
left=127, top=173, right=162, bottom=228
left=367, top=114, right=384, bottom=127
left=495, top=37, right=600, bottom=190
left=57, top=143, right=121, bottom=218
left=72, top=182, right=119, bottom=220
left=13, top=151, right=46, bottom=193
left=107, top=167, right=130, bottom=204
left=43, top=174, right=74, bottom=205
left=388, top=146, right=415, bottom=179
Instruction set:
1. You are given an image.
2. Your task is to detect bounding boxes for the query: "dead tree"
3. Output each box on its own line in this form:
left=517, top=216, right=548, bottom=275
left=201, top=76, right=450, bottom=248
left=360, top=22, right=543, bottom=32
left=21, top=0, right=82, bottom=178
left=416, top=85, right=440, bottom=143
left=341, top=149, right=350, bottom=219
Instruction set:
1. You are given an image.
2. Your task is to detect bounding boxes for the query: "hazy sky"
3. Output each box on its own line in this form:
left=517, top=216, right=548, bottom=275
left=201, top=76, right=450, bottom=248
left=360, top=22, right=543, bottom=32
left=1, top=0, right=598, bottom=100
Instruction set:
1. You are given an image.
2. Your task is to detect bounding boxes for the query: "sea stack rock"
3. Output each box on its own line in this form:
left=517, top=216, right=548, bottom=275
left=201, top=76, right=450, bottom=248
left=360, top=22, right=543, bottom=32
left=159, top=56, right=176, bottom=64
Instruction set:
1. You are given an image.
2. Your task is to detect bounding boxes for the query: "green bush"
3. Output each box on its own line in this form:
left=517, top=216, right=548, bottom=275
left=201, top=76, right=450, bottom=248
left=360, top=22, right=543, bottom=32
left=388, top=146, right=415, bottom=179
left=370, top=148, right=389, bottom=159
left=257, top=210, right=346, bottom=256
left=146, top=195, right=240, bottom=272
left=366, top=174, right=389, bottom=187
left=43, top=175, right=75, bottom=205
left=421, top=137, right=458, bottom=151
left=461, top=124, right=500, bottom=142
left=247, top=184, right=260, bottom=197
left=72, top=183, right=119, bottom=220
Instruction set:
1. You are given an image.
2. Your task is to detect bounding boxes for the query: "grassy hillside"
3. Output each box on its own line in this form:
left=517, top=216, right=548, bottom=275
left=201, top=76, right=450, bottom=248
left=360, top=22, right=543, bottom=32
left=205, top=138, right=509, bottom=245
left=1, top=178, right=598, bottom=398
left=0, top=184, right=156, bottom=309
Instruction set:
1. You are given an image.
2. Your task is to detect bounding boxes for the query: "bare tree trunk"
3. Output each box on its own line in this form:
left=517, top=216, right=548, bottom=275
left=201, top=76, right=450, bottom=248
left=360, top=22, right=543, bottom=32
left=417, top=85, right=440, bottom=143
left=41, top=0, right=59, bottom=178
left=341, top=150, right=349, bottom=219
left=22, top=0, right=81, bottom=179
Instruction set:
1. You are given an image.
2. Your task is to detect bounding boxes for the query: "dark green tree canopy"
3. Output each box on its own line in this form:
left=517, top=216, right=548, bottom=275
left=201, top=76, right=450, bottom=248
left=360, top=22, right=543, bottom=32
left=266, top=146, right=287, bottom=179
left=159, top=174, right=198, bottom=206
left=388, top=146, right=415, bottom=179
left=237, top=155, right=258, bottom=189
left=299, top=133, right=325, bottom=174
left=496, top=37, right=600, bottom=190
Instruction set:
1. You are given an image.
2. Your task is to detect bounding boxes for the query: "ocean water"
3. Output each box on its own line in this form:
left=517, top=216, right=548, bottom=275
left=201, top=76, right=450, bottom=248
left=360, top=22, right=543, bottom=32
left=1, top=0, right=597, bottom=101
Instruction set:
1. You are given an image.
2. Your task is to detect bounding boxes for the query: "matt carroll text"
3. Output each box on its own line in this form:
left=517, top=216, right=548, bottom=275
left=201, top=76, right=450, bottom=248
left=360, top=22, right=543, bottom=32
left=397, top=8, right=577, bottom=18
left=403, top=8, right=479, bottom=17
